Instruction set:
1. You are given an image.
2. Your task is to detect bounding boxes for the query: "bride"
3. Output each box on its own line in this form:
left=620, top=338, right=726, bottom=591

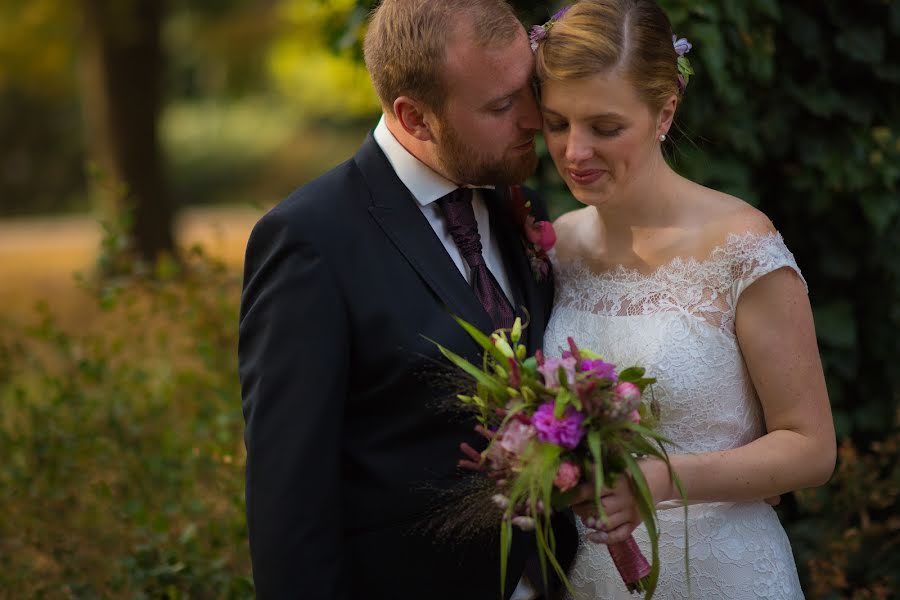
left=533, top=1, right=836, bottom=598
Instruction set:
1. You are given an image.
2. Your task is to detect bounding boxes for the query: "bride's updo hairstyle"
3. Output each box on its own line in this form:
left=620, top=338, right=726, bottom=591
left=535, top=0, right=680, bottom=115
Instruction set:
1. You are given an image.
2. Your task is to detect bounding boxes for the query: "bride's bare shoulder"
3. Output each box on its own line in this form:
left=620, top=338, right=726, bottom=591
left=692, top=187, right=776, bottom=252
left=551, top=207, right=594, bottom=259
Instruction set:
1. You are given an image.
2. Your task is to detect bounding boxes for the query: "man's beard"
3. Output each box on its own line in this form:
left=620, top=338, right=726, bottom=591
left=433, top=121, right=539, bottom=186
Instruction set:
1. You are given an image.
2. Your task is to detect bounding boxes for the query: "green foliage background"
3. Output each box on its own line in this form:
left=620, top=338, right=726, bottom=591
left=0, top=0, right=897, bottom=597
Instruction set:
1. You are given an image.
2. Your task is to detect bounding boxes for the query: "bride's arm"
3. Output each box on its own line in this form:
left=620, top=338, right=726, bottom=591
left=647, top=265, right=836, bottom=505
left=574, top=265, right=836, bottom=545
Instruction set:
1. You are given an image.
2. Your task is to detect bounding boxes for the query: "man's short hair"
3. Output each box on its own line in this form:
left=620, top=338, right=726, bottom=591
left=363, top=0, right=523, bottom=115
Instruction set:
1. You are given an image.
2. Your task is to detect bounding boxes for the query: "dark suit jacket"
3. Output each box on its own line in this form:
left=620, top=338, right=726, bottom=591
left=238, top=133, right=578, bottom=600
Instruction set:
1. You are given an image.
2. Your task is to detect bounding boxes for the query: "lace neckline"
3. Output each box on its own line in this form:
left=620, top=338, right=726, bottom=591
left=552, top=231, right=784, bottom=283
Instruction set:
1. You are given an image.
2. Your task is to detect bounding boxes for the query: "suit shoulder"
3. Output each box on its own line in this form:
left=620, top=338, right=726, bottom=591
left=252, top=159, right=367, bottom=241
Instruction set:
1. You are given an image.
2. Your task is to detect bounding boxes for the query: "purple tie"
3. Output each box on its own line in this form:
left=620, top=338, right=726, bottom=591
left=438, top=188, right=516, bottom=331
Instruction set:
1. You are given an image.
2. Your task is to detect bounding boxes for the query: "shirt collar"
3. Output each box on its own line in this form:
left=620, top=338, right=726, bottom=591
left=373, top=115, right=495, bottom=208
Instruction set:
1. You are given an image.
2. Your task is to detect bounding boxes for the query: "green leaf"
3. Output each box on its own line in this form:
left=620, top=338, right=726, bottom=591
left=500, top=520, right=511, bottom=595
left=618, top=366, right=646, bottom=381
left=859, top=193, right=900, bottom=235
left=622, top=453, right=661, bottom=597
left=812, top=302, right=857, bottom=349
left=430, top=340, right=507, bottom=396
left=450, top=315, right=512, bottom=366
left=750, top=0, right=780, bottom=20
left=835, top=28, right=885, bottom=64
left=587, top=431, right=606, bottom=521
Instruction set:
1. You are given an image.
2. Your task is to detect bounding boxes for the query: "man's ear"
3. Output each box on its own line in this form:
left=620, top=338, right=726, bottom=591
left=394, top=96, right=435, bottom=142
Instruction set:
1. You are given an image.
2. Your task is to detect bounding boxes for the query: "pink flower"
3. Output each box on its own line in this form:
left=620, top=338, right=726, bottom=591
left=553, top=461, right=581, bottom=492
left=613, top=382, right=642, bottom=412
left=497, top=420, right=537, bottom=457
left=538, top=356, right=577, bottom=389
left=524, top=217, right=557, bottom=252
left=628, top=410, right=641, bottom=423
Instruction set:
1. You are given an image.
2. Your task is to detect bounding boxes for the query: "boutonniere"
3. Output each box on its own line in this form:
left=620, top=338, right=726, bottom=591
left=509, top=186, right=556, bottom=282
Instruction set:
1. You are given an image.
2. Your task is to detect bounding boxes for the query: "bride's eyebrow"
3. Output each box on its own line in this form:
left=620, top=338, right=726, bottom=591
left=541, top=108, right=625, bottom=122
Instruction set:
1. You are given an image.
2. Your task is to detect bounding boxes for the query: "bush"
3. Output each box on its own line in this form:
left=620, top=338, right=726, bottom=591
left=0, top=246, right=252, bottom=598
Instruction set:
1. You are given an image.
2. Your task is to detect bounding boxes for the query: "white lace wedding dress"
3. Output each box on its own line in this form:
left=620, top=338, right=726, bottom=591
left=544, top=232, right=806, bottom=599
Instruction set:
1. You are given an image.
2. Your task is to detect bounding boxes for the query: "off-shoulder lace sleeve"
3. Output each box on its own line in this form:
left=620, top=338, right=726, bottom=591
left=729, top=232, right=807, bottom=304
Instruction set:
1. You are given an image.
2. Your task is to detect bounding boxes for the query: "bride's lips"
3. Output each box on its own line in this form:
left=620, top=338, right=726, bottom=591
left=567, top=168, right=606, bottom=185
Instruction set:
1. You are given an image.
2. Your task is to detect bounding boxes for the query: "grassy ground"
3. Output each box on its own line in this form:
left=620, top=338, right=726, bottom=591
left=0, top=205, right=261, bottom=329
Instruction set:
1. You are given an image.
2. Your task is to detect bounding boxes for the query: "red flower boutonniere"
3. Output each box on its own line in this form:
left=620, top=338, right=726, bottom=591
left=509, top=186, right=556, bottom=282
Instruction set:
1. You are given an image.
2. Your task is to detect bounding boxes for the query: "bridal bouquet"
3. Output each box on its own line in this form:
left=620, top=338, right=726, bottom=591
left=433, top=317, right=685, bottom=597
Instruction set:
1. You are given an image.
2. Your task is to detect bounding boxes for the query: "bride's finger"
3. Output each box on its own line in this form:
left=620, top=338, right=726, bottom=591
left=585, top=529, right=609, bottom=544
left=604, top=521, right=639, bottom=545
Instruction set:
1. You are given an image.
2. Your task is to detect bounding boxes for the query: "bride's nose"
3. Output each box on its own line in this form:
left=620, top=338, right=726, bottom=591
left=565, top=128, right=593, bottom=163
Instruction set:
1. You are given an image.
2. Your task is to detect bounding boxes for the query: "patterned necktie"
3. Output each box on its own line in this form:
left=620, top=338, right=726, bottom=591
left=438, top=188, right=516, bottom=331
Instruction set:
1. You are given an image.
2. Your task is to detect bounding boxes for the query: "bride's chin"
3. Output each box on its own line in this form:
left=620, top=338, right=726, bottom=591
left=570, top=189, right=609, bottom=208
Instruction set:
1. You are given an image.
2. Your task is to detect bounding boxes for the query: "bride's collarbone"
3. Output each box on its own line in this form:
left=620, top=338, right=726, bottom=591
left=563, top=238, right=709, bottom=276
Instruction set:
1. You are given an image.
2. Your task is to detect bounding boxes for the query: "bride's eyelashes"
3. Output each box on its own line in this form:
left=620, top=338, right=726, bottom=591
left=593, top=126, right=623, bottom=138
left=544, top=120, right=624, bottom=138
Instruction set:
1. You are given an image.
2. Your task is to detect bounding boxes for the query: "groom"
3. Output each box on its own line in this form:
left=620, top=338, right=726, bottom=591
left=238, top=1, right=578, bottom=598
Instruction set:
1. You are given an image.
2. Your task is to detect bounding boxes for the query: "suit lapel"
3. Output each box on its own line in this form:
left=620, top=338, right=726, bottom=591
left=354, top=134, right=493, bottom=334
left=484, top=187, right=552, bottom=354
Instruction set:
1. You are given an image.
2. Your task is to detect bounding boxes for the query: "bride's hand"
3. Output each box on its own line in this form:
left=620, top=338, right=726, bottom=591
left=578, top=475, right=642, bottom=545
left=570, top=459, right=675, bottom=545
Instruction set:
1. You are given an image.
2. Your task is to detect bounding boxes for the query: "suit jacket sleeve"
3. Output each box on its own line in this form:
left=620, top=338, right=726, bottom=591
left=238, top=208, right=349, bottom=599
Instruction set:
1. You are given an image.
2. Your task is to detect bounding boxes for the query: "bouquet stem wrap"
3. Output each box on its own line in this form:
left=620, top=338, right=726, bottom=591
left=608, top=535, right=652, bottom=592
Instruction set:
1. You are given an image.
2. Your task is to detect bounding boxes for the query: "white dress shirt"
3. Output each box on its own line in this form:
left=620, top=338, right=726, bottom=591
left=373, top=116, right=537, bottom=600
left=372, top=116, right=515, bottom=304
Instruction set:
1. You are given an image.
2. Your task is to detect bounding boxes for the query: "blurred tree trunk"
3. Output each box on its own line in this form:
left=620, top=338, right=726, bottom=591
left=80, top=0, right=174, bottom=263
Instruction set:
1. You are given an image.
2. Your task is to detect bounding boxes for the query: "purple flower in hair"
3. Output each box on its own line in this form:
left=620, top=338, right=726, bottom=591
left=673, top=35, right=692, bottom=56
left=529, top=5, right=572, bottom=52
left=529, top=25, right=548, bottom=51
left=551, top=5, right=572, bottom=21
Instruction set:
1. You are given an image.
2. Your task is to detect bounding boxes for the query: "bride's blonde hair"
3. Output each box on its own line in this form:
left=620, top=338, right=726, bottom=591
left=535, top=0, right=680, bottom=114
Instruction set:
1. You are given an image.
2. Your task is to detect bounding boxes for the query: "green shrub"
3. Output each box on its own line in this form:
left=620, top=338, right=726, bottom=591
left=0, top=246, right=252, bottom=598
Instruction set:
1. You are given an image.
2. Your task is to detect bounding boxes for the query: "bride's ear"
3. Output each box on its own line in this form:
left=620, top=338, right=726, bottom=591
left=394, top=96, right=435, bottom=142
left=656, top=94, right=678, bottom=140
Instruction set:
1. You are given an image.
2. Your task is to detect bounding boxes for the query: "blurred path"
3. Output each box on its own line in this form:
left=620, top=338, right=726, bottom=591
left=0, top=205, right=264, bottom=326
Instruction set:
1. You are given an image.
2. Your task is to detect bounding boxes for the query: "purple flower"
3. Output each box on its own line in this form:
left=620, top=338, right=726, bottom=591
left=538, top=356, right=577, bottom=389
left=673, top=35, right=692, bottom=57
left=533, top=402, right=585, bottom=449
left=580, top=359, right=618, bottom=383
left=529, top=6, right=571, bottom=52
left=529, top=25, right=547, bottom=51
left=551, top=5, right=572, bottom=21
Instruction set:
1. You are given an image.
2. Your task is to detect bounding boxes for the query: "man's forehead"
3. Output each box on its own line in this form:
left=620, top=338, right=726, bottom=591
left=443, top=29, right=532, bottom=103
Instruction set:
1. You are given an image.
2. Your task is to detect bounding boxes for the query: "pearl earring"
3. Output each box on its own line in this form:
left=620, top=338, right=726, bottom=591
left=659, top=133, right=667, bottom=142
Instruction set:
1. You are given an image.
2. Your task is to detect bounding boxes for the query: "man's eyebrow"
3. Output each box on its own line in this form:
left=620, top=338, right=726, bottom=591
left=483, top=88, right=522, bottom=107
